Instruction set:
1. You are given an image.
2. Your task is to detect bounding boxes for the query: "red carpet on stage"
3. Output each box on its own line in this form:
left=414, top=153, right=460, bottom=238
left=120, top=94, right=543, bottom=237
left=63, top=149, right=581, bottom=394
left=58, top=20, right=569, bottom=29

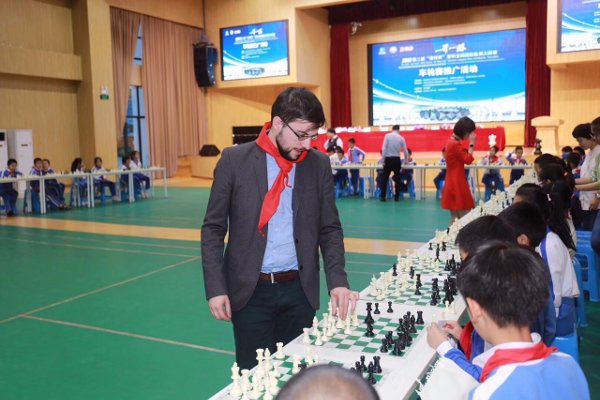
left=315, top=127, right=506, bottom=152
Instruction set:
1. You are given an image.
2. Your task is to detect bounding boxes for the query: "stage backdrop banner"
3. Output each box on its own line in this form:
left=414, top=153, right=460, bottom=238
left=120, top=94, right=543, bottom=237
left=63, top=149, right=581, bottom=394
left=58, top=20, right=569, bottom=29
left=315, top=127, right=505, bottom=153
left=369, top=29, right=525, bottom=126
left=560, top=0, right=600, bottom=53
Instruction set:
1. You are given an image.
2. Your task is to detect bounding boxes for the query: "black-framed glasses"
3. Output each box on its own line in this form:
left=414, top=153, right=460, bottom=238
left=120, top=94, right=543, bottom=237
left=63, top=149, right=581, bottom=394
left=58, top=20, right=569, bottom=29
left=282, top=120, right=318, bottom=141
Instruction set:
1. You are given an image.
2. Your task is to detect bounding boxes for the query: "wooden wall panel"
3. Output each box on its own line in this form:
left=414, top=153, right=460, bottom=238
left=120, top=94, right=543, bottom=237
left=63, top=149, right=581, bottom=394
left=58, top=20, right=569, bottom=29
left=0, top=0, right=74, bottom=53
left=0, top=74, right=80, bottom=171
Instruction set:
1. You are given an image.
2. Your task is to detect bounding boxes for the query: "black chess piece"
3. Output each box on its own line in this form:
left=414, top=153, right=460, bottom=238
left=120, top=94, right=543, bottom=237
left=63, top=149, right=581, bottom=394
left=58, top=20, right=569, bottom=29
left=442, top=242, right=446, bottom=251
left=368, top=367, right=377, bottom=385
left=446, top=227, right=450, bottom=234
left=435, top=248, right=441, bottom=262
left=415, top=274, right=422, bottom=288
left=373, top=303, right=381, bottom=315
left=365, top=323, right=375, bottom=337
left=300, top=363, right=307, bottom=370
left=364, top=309, right=374, bottom=325
left=410, top=319, right=417, bottom=334
left=392, top=263, right=398, bottom=277
left=416, top=311, right=424, bottom=325
left=361, top=355, right=367, bottom=371
left=366, top=302, right=372, bottom=311
left=392, top=338, right=402, bottom=355
left=373, top=356, right=382, bottom=373
left=380, top=338, right=388, bottom=353
left=414, top=285, right=421, bottom=295
left=355, top=361, right=363, bottom=373
left=386, top=331, right=394, bottom=346
left=409, top=266, right=415, bottom=279
left=429, top=242, right=433, bottom=250
left=386, top=301, right=393, bottom=313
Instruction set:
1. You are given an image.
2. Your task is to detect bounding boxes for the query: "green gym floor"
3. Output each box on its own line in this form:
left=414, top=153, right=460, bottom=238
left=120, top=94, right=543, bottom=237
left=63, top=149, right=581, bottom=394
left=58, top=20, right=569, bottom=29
left=1, top=188, right=598, bottom=399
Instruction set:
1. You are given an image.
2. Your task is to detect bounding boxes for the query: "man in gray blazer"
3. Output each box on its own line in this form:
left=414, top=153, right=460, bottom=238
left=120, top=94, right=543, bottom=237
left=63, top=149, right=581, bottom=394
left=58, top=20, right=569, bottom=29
left=202, top=87, right=357, bottom=369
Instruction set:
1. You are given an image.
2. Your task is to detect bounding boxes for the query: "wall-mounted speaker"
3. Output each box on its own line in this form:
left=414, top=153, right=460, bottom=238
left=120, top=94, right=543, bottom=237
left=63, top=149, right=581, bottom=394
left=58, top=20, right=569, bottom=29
left=194, top=45, right=218, bottom=87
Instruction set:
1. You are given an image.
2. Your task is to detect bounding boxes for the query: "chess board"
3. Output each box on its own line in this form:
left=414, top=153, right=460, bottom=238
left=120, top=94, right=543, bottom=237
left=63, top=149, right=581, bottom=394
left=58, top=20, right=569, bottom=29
left=290, top=314, right=424, bottom=359
left=362, top=278, right=453, bottom=309
left=211, top=354, right=388, bottom=400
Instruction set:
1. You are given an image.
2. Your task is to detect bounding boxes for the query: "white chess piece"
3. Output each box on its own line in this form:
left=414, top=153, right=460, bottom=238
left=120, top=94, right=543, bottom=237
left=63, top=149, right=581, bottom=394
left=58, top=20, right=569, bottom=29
left=229, top=362, right=242, bottom=397
left=322, top=313, right=329, bottom=328
left=291, top=355, right=301, bottom=374
left=344, top=315, right=352, bottom=334
left=314, top=329, right=323, bottom=346
left=249, top=375, right=261, bottom=399
left=305, top=347, right=314, bottom=365
left=275, top=342, right=285, bottom=359
left=431, top=312, right=437, bottom=324
left=311, top=316, right=319, bottom=333
left=256, top=349, right=265, bottom=376
left=352, top=309, right=359, bottom=328
left=241, top=369, right=251, bottom=393
left=336, top=315, right=345, bottom=329
left=314, top=354, right=319, bottom=364
left=303, top=328, right=311, bottom=345
left=376, top=288, right=384, bottom=301
left=444, top=300, right=450, bottom=318
left=264, top=348, right=272, bottom=373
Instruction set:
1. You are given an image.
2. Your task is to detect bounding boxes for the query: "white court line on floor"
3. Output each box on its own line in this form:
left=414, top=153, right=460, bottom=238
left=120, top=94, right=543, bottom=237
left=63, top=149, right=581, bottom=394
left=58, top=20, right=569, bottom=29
left=0, top=256, right=200, bottom=324
left=0, top=235, right=197, bottom=258
left=22, top=315, right=235, bottom=356
left=4, top=230, right=200, bottom=251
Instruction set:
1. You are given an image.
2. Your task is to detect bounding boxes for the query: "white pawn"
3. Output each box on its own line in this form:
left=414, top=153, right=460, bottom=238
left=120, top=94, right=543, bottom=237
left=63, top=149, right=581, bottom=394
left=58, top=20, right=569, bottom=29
left=264, top=348, right=272, bottom=372
left=311, top=316, right=319, bottom=333
left=376, top=289, right=384, bottom=301
left=303, top=328, right=311, bottom=345
left=263, top=382, right=274, bottom=400
left=322, top=313, right=329, bottom=328
left=291, top=355, right=301, bottom=374
left=249, top=375, right=261, bottom=399
left=444, top=300, right=450, bottom=318
left=230, top=362, right=242, bottom=397
left=241, top=369, right=251, bottom=393
left=344, top=315, right=352, bottom=334
left=314, top=329, right=323, bottom=346
left=275, top=342, right=285, bottom=359
left=336, top=315, right=345, bottom=329
left=305, top=347, right=314, bottom=365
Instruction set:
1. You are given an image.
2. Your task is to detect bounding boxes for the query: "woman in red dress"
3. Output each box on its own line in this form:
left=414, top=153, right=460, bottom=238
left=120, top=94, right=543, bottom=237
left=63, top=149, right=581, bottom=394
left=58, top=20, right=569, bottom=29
left=441, top=117, right=477, bottom=223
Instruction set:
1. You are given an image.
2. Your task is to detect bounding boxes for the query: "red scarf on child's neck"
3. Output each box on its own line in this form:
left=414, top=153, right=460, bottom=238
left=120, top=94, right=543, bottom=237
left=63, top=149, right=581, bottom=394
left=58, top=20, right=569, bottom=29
left=255, top=121, right=308, bottom=236
left=480, top=341, right=556, bottom=382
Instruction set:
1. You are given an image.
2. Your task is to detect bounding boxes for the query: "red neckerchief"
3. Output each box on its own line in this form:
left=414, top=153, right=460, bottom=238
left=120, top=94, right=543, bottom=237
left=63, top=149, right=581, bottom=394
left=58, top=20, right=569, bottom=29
left=459, top=320, right=475, bottom=360
left=480, top=341, right=557, bottom=382
left=489, top=155, right=499, bottom=163
left=255, top=121, right=308, bottom=236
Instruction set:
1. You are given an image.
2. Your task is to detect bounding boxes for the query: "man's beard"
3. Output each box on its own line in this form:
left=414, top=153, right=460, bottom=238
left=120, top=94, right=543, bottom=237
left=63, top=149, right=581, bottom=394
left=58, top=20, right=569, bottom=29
left=276, top=135, right=303, bottom=161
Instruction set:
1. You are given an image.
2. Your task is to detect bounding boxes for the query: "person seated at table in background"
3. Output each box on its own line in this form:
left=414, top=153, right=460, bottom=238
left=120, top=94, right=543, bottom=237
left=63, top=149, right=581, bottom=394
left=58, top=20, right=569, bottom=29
left=91, top=156, right=119, bottom=202
left=505, top=145, right=528, bottom=185
left=397, top=148, right=416, bottom=199
left=433, top=147, right=446, bottom=200
left=277, top=364, right=380, bottom=400
left=347, top=138, right=366, bottom=196
left=327, top=146, right=337, bottom=164
left=479, top=145, right=505, bottom=200
left=120, top=155, right=142, bottom=197
left=332, top=147, right=350, bottom=195
left=451, top=242, right=588, bottom=399
left=566, top=152, right=582, bottom=179
left=42, top=158, right=66, bottom=201
left=129, top=150, right=151, bottom=198
left=561, top=145, right=573, bottom=161
left=30, top=157, right=68, bottom=210
left=70, top=157, right=89, bottom=205
left=0, top=158, right=22, bottom=216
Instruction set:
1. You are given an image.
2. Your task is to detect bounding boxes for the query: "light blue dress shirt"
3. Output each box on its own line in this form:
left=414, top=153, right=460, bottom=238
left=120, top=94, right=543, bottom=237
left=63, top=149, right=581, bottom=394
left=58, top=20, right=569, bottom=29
left=261, top=154, right=298, bottom=273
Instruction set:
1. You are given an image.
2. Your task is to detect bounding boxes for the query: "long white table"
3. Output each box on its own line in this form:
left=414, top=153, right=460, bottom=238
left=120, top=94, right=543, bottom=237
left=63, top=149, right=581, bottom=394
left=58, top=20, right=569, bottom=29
left=332, top=163, right=533, bottom=201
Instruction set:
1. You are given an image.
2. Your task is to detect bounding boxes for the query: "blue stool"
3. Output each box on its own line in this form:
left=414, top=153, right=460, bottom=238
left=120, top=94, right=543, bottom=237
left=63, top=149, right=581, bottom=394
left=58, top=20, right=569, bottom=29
left=572, top=258, right=588, bottom=328
left=551, top=330, right=580, bottom=364
left=359, top=176, right=375, bottom=199
left=575, top=240, right=600, bottom=302
left=373, top=179, right=394, bottom=200
left=577, top=230, right=591, bottom=241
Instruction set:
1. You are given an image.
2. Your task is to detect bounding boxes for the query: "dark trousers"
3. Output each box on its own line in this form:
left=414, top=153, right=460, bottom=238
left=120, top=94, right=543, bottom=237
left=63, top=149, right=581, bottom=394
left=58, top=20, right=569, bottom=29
left=349, top=169, right=360, bottom=195
left=379, top=157, right=401, bottom=199
left=231, top=278, right=315, bottom=370
left=98, top=180, right=116, bottom=196
left=0, top=187, right=18, bottom=214
left=580, top=209, right=598, bottom=231
left=134, top=173, right=151, bottom=190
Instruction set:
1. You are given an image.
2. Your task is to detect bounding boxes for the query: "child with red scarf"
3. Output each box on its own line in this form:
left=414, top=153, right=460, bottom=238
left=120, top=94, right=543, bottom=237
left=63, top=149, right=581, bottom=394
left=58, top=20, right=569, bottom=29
left=479, top=145, right=505, bottom=201
left=441, top=242, right=588, bottom=399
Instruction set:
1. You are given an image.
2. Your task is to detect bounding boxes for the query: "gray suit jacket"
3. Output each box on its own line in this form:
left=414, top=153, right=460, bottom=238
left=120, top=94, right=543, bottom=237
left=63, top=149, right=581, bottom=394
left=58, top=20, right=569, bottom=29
left=201, top=141, right=349, bottom=311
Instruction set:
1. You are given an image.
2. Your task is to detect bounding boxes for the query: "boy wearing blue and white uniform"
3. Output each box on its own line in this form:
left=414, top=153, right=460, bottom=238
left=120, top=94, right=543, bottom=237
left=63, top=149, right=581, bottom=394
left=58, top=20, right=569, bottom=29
left=332, top=147, right=349, bottom=193
left=129, top=151, right=150, bottom=198
left=432, top=242, right=589, bottom=400
left=91, top=156, right=119, bottom=202
left=347, top=138, right=366, bottom=196
left=0, top=159, right=22, bottom=216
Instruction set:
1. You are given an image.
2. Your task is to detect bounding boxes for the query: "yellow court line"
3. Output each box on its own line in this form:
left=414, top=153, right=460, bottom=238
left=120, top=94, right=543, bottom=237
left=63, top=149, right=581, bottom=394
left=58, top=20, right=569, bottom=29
left=1, top=217, right=423, bottom=256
